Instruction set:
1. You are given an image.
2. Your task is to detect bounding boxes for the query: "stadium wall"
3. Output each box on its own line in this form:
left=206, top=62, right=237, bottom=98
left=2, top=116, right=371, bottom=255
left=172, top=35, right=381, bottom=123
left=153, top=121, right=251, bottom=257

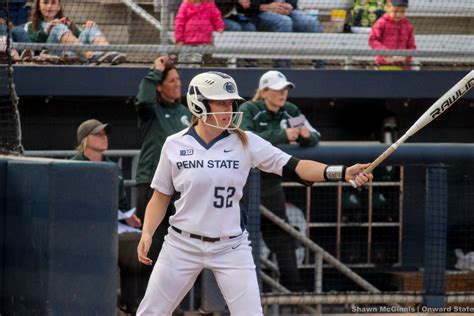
left=13, top=67, right=474, bottom=99
left=0, top=156, right=118, bottom=315
left=13, top=68, right=474, bottom=151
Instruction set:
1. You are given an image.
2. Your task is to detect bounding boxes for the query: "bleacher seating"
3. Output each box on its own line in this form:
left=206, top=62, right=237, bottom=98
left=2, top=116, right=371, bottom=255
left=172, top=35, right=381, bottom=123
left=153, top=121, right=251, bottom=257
left=212, top=32, right=474, bottom=66
left=298, top=0, right=474, bottom=17
left=13, top=0, right=474, bottom=67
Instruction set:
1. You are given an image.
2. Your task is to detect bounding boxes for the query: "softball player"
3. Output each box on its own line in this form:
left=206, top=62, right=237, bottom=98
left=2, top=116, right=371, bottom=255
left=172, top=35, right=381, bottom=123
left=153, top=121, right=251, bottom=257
left=136, top=71, right=372, bottom=315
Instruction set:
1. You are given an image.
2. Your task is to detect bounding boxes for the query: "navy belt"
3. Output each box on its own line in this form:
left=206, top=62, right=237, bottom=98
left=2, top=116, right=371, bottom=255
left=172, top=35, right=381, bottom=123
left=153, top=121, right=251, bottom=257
left=171, top=226, right=241, bottom=243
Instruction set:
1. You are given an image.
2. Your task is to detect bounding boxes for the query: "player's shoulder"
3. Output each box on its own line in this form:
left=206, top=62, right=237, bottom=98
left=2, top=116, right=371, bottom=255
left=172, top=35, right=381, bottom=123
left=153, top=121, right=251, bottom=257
left=244, top=130, right=269, bottom=144
left=164, top=127, right=191, bottom=143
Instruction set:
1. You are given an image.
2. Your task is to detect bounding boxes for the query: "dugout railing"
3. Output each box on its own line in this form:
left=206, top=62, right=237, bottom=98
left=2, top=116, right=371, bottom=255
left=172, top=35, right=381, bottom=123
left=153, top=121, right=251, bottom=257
left=25, top=143, right=474, bottom=313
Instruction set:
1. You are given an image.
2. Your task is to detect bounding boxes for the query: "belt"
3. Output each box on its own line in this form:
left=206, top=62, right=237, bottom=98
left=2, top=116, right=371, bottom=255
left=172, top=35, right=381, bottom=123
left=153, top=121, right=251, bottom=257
left=171, top=226, right=241, bottom=243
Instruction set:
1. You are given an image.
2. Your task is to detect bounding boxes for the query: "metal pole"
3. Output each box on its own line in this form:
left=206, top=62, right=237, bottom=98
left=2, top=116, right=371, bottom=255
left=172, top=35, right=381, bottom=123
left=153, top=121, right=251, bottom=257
left=423, top=166, right=448, bottom=308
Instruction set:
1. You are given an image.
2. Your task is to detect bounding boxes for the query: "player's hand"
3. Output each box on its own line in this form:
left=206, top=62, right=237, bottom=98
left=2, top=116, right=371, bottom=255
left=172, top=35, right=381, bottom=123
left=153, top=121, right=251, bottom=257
left=286, top=128, right=299, bottom=142
left=346, top=163, right=373, bottom=187
left=137, top=233, right=153, bottom=265
left=299, top=126, right=310, bottom=139
left=125, top=214, right=142, bottom=228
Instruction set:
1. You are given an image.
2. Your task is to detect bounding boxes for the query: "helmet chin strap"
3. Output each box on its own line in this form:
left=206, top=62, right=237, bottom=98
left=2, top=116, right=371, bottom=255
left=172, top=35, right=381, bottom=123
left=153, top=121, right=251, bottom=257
left=202, top=112, right=243, bottom=130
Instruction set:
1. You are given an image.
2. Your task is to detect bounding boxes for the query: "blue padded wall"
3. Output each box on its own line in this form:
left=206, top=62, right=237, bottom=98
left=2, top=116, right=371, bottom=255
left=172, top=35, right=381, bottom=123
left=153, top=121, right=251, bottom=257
left=3, top=158, right=118, bottom=315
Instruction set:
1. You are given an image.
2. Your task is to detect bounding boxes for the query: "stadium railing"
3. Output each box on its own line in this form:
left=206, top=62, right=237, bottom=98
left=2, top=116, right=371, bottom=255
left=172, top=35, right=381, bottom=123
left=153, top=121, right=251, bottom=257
left=7, top=0, right=474, bottom=67
left=298, top=0, right=474, bottom=17
left=24, top=143, right=474, bottom=311
left=212, top=32, right=474, bottom=66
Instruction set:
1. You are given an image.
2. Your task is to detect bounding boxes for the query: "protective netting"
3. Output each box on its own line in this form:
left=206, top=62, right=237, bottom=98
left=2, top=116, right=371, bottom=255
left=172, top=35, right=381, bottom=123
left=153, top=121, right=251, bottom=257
left=3, top=0, right=474, bottom=68
left=1, top=0, right=23, bottom=155
left=258, top=163, right=474, bottom=314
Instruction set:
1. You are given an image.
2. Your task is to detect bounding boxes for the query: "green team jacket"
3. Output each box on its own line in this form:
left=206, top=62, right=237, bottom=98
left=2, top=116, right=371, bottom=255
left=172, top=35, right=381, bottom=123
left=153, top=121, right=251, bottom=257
left=239, top=100, right=321, bottom=196
left=135, top=69, right=191, bottom=184
left=26, top=20, right=81, bottom=43
left=70, top=154, right=129, bottom=212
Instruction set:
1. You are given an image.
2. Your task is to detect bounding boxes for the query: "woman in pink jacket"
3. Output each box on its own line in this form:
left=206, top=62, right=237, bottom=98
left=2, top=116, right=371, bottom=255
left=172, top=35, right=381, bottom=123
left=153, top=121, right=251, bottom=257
left=175, top=0, right=225, bottom=65
left=368, top=0, right=416, bottom=69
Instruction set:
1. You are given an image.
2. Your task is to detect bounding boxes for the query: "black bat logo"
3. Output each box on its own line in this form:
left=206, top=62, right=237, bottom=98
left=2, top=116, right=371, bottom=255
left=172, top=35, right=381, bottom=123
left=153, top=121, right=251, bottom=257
left=430, top=78, right=473, bottom=119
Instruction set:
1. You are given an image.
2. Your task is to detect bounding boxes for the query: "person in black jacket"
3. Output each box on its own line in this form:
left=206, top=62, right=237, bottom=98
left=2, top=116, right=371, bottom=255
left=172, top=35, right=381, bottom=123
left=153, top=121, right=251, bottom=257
left=215, top=0, right=258, bottom=31
left=255, top=0, right=323, bottom=68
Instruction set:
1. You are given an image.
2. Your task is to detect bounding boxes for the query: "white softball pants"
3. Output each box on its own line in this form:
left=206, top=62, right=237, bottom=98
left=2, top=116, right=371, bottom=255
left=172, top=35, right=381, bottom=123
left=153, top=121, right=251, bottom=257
left=137, top=228, right=263, bottom=316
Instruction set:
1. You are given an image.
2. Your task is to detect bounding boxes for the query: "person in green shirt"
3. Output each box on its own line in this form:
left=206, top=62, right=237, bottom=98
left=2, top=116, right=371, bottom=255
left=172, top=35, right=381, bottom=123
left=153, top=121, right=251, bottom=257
left=134, top=55, right=191, bottom=288
left=239, top=70, right=320, bottom=291
left=18, top=0, right=126, bottom=64
left=70, top=119, right=143, bottom=314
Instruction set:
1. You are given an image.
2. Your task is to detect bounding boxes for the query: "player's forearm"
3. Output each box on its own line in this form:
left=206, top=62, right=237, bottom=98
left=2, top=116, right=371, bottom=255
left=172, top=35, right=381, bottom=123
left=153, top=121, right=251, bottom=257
left=295, top=160, right=327, bottom=182
left=142, top=190, right=171, bottom=238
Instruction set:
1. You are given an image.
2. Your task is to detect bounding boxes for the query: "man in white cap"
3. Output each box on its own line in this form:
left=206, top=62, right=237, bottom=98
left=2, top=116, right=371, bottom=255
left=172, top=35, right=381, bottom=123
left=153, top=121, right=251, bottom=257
left=239, top=70, right=320, bottom=291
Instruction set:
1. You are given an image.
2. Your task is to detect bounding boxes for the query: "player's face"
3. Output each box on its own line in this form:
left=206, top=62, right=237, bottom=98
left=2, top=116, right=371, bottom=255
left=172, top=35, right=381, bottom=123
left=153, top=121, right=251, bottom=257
left=39, top=0, right=61, bottom=21
left=388, top=5, right=407, bottom=22
left=262, top=87, right=289, bottom=111
left=157, top=69, right=181, bottom=103
left=207, top=99, right=234, bottom=127
left=87, top=130, right=108, bottom=152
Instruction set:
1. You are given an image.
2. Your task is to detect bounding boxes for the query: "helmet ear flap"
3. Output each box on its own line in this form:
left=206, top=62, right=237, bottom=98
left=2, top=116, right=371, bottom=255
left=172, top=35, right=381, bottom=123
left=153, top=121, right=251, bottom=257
left=187, top=85, right=208, bottom=121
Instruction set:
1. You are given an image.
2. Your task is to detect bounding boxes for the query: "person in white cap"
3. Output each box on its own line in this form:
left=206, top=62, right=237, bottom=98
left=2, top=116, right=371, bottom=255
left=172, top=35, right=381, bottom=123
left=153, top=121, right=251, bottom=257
left=239, top=70, right=320, bottom=291
left=136, top=71, right=372, bottom=315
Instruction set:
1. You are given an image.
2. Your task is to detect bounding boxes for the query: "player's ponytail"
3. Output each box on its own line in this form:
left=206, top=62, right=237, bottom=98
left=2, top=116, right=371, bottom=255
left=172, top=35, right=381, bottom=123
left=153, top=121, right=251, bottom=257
left=232, top=127, right=248, bottom=149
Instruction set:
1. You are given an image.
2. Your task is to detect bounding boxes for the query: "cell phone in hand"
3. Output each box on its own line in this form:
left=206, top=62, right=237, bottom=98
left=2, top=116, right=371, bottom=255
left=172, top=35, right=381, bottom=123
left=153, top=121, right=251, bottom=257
left=288, top=114, right=306, bottom=128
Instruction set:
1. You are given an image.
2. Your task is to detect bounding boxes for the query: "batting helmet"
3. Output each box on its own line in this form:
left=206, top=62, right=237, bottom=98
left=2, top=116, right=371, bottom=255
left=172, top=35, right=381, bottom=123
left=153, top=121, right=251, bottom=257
left=187, top=71, right=244, bottom=130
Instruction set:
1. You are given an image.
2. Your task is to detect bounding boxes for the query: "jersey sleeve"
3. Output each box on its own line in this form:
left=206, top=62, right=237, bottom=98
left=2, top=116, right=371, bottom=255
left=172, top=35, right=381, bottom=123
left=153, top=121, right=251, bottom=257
left=247, top=132, right=291, bottom=176
left=150, top=140, right=175, bottom=195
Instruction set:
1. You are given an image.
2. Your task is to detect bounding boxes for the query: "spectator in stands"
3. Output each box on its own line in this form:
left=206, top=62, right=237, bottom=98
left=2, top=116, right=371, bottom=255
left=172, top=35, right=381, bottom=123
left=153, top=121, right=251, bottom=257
left=15, top=0, right=126, bottom=64
left=0, top=18, right=21, bottom=61
left=134, top=55, right=191, bottom=291
left=369, top=0, right=416, bottom=69
left=71, top=119, right=143, bottom=314
left=215, top=0, right=259, bottom=67
left=255, top=0, right=323, bottom=68
left=174, top=0, right=225, bottom=66
left=239, top=70, right=321, bottom=291
left=215, top=0, right=258, bottom=31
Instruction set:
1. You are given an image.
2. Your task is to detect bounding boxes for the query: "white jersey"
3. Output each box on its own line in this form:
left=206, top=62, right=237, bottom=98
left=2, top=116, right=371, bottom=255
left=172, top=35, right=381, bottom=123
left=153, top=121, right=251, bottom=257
left=151, top=127, right=291, bottom=237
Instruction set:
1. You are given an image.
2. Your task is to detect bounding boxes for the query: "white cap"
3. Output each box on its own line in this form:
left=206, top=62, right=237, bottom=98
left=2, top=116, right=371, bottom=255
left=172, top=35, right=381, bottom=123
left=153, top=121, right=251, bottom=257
left=258, top=70, right=295, bottom=90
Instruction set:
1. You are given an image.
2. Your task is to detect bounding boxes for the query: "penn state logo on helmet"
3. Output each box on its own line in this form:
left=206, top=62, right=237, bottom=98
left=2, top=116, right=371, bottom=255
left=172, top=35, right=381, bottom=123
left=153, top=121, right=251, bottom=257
left=224, top=81, right=236, bottom=94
